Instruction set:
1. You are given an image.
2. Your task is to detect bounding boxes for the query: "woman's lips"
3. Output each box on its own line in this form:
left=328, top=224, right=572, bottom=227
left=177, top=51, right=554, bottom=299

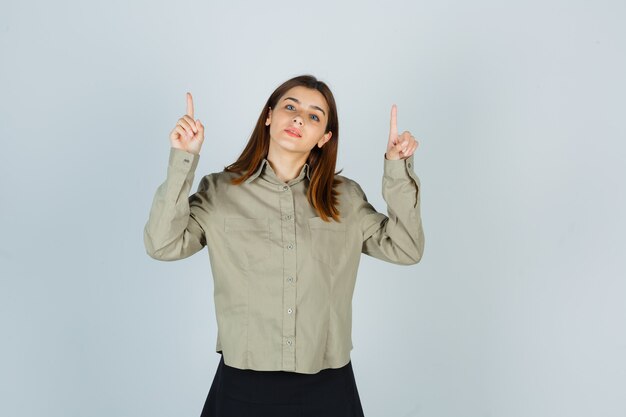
left=285, top=129, right=301, bottom=137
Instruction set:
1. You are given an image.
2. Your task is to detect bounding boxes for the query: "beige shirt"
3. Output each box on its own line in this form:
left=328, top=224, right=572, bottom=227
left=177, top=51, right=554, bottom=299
left=144, top=147, right=425, bottom=374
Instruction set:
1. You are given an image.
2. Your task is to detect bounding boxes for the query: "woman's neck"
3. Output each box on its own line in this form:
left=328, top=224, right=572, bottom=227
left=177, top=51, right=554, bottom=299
left=266, top=148, right=309, bottom=183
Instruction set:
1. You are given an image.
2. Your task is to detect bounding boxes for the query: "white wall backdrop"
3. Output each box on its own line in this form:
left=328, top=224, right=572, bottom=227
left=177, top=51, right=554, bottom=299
left=1, top=1, right=625, bottom=416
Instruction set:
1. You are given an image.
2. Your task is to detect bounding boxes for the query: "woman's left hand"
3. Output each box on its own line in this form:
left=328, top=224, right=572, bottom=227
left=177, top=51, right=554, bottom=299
left=385, top=104, right=420, bottom=160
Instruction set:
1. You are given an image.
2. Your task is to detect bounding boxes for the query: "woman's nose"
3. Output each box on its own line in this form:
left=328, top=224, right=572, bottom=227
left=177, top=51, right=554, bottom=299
left=293, top=117, right=303, bottom=125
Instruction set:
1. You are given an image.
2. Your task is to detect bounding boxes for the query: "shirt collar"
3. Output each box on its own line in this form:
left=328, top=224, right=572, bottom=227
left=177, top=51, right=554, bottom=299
left=244, top=158, right=311, bottom=185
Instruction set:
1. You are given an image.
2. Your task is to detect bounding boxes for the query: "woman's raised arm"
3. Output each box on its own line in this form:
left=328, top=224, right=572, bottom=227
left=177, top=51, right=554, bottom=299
left=143, top=92, right=210, bottom=261
left=353, top=104, right=424, bottom=265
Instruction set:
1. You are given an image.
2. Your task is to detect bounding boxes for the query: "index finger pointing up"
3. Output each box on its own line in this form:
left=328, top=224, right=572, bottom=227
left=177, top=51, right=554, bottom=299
left=389, top=104, right=398, bottom=141
left=186, top=92, right=194, bottom=118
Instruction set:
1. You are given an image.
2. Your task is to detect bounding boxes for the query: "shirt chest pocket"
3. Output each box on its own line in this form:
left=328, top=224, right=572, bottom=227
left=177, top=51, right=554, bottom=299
left=308, top=217, right=347, bottom=267
left=224, top=217, right=271, bottom=267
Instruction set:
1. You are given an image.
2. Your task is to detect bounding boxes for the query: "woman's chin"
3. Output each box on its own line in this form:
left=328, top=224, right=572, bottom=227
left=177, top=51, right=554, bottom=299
left=269, top=139, right=310, bottom=155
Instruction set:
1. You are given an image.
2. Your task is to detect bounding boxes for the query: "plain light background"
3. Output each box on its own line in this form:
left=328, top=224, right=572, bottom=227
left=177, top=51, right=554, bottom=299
left=1, top=1, right=625, bottom=416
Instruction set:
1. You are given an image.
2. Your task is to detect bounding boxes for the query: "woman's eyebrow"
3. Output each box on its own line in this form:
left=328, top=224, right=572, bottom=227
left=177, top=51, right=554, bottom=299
left=283, top=97, right=326, bottom=117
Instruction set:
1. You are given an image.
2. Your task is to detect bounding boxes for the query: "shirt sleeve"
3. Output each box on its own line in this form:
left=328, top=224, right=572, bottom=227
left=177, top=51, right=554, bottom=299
left=143, top=147, right=209, bottom=261
left=351, top=153, right=425, bottom=265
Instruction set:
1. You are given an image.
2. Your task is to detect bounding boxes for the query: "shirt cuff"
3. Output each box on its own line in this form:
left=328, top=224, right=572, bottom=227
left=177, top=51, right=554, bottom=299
left=168, top=147, right=200, bottom=174
left=383, top=153, right=421, bottom=208
left=384, top=153, right=418, bottom=181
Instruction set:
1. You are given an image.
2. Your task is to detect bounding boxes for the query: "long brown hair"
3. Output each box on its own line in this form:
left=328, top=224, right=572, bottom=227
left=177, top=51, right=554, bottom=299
left=223, top=74, right=343, bottom=222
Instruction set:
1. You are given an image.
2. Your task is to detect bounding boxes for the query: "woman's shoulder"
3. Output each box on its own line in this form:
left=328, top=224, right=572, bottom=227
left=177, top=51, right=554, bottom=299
left=194, top=170, right=239, bottom=193
left=334, top=174, right=366, bottom=201
left=334, top=174, right=376, bottom=202
left=334, top=174, right=360, bottom=190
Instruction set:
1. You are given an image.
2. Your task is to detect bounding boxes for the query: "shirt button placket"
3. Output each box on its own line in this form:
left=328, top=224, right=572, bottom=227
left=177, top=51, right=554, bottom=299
left=279, top=183, right=297, bottom=371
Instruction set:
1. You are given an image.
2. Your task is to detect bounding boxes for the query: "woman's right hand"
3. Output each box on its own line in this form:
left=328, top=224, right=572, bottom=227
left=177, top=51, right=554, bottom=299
left=169, top=92, right=204, bottom=155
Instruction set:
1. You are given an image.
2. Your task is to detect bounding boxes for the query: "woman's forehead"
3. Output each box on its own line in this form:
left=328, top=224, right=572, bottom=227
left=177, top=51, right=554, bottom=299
left=280, top=86, right=328, bottom=111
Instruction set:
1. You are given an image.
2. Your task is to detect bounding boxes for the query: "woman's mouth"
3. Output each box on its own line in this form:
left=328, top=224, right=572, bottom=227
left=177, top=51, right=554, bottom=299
left=285, top=129, right=301, bottom=138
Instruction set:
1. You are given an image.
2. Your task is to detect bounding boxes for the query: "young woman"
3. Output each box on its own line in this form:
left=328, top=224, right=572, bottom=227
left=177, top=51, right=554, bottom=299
left=144, top=74, right=424, bottom=416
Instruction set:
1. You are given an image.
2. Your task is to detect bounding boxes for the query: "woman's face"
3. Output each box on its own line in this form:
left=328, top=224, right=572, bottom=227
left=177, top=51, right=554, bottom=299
left=265, top=86, right=332, bottom=156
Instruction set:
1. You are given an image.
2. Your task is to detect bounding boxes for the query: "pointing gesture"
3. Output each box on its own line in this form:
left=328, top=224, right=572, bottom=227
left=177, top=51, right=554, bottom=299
left=385, top=104, right=419, bottom=160
left=169, top=92, right=205, bottom=155
left=187, top=91, right=194, bottom=119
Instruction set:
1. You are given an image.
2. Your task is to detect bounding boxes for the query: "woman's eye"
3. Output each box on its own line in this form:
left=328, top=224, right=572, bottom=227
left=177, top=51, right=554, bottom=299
left=285, top=104, right=319, bottom=122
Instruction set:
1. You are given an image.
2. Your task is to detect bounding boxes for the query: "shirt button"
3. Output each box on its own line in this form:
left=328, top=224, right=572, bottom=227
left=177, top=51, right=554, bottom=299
left=287, top=340, right=292, bottom=346
left=287, top=276, right=293, bottom=283
left=285, top=214, right=292, bottom=220
left=408, top=162, right=412, bottom=168
left=287, top=243, right=293, bottom=249
left=287, top=308, right=293, bottom=314
left=283, top=185, right=289, bottom=190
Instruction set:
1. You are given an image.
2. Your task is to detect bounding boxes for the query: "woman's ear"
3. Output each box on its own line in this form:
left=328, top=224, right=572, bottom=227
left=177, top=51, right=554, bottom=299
left=317, top=131, right=332, bottom=148
left=265, top=107, right=272, bottom=126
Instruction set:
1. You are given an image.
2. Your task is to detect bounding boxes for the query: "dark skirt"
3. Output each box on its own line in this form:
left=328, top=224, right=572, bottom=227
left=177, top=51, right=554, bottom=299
left=200, top=353, right=366, bottom=417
